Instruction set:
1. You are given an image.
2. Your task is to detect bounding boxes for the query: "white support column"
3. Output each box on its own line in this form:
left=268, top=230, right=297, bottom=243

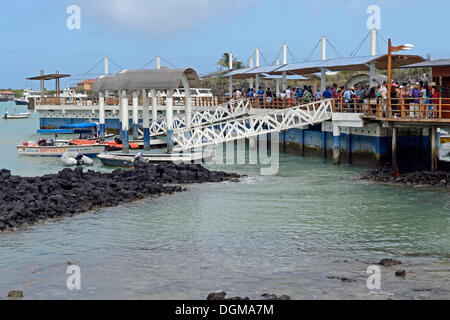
left=249, top=56, right=254, bottom=89
left=121, top=90, right=129, bottom=153
left=333, top=124, right=340, bottom=165
left=275, top=58, right=280, bottom=97
left=320, top=36, right=326, bottom=96
left=166, top=89, right=174, bottom=154
left=228, top=52, right=233, bottom=98
left=99, top=91, right=106, bottom=140
left=184, top=83, right=192, bottom=130
left=282, top=43, right=287, bottom=91
left=369, top=29, right=377, bottom=87
left=156, top=56, right=161, bottom=69
left=255, top=48, right=260, bottom=90
left=132, top=90, right=139, bottom=140
left=104, top=57, right=109, bottom=75
left=142, top=89, right=150, bottom=151
left=118, top=90, right=122, bottom=130
left=151, top=89, right=157, bottom=130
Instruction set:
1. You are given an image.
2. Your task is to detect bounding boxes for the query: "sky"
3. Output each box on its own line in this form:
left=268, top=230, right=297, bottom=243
left=0, top=0, right=449, bottom=89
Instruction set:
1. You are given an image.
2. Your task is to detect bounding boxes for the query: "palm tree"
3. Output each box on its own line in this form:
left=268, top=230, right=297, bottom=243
left=217, top=53, right=244, bottom=70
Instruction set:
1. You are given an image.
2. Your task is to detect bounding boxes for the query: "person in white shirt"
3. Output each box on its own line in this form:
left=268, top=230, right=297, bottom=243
left=235, top=89, right=242, bottom=99
left=379, top=82, right=387, bottom=100
left=315, top=90, right=322, bottom=100
left=285, top=87, right=292, bottom=104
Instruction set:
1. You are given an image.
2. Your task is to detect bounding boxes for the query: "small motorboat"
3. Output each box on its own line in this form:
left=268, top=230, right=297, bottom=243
left=69, top=136, right=140, bottom=151
left=97, top=150, right=215, bottom=167
left=442, top=142, right=450, bottom=155
left=17, top=138, right=106, bottom=157
left=61, top=151, right=94, bottom=166
left=2, top=112, right=31, bottom=119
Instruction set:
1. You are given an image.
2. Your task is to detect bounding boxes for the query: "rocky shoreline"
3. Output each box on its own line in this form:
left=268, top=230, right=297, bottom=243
left=0, top=163, right=239, bottom=232
left=361, top=167, right=450, bottom=188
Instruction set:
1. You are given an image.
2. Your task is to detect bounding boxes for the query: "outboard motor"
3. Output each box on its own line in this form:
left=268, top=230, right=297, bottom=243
left=38, top=138, right=47, bottom=146
left=133, top=152, right=147, bottom=168
left=46, top=138, right=55, bottom=146
left=75, top=153, right=84, bottom=165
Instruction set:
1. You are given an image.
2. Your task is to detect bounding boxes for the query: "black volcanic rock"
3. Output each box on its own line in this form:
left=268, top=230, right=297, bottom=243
left=0, top=163, right=238, bottom=232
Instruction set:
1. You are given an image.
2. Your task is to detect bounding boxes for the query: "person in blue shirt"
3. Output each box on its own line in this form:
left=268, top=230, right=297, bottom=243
left=247, top=88, right=254, bottom=98
left=323, top=87, right=332, bottom=99
left=257, top=87, right=265, bottom=106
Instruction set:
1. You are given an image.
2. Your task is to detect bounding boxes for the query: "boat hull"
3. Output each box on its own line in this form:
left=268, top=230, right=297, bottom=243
left=98, top=151, right=214, bottom=167
left=17, top=144, right=106, bottom=157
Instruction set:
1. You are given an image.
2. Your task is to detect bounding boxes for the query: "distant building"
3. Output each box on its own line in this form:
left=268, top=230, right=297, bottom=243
left=0, top=91, right=15, bottom=101
left=77, top=79, right=96, bottom=91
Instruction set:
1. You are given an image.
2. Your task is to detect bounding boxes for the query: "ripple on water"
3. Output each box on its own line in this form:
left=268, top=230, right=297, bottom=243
left=0, top=108, right=449, bottom=299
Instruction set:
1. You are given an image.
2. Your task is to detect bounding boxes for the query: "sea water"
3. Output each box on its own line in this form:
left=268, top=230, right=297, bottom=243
left=0, top=101, right=449, bottom=299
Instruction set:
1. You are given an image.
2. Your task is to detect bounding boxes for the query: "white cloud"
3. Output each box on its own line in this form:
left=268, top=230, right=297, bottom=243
left=82, top=0, right=258, bottom=35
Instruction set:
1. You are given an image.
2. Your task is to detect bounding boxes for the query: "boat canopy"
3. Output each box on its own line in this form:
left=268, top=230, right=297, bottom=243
left=93, top=68, right=200, bottom=92
left=59, top=122, right=98, bottom=129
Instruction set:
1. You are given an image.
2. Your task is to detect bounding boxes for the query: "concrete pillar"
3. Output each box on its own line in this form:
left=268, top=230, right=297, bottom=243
left=98, top=91, right=106, bottom=140
left=282, top=43, right=287, bottom=91
left=104, top=57, right=109, bottom=75
left=249, top=56, right=254, bottom=89
left=255, top=48, right=260, bottom=91
left=185, top=83, right=192, bottom=130
left=333, top=124, right=341, bottom=165
left=121, top=90, right=129, bottom=153
left=392, top=127, right=398, bottom=171
left=275, top=58, right=280, bottom=97
left=431, top=125, right=438, bottom=171
left=142, top=89, right=150, bottom=151
left=118, top=90, right=122, bottom=130
left=132, top=90, right=139, bottom=140
left=370, top=28, right=377, bottom=56
left=156, top=56, right=161, bottom=69
left=166, top=89, right=174, bottom=154
left=228, top=52, right=233, bottom=98
left=369, top=29, right=376, bottom=87
left=151, top=89, right=157, bottom=130
left=320, top=36, right=326, bottom=95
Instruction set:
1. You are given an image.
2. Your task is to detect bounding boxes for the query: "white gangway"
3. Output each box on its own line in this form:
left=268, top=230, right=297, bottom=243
left=149, top=98, right=251, bottom=136
left=172, top=99, right=334, bottom=151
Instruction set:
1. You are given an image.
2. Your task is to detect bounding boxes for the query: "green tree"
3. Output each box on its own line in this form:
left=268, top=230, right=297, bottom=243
left=217, top=53, right=244, bottom=70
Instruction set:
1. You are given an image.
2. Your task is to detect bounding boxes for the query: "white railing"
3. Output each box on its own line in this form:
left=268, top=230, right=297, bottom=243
left=149, top=98, right=251, bottom=137
left=172, top=99, right=333, bottom=150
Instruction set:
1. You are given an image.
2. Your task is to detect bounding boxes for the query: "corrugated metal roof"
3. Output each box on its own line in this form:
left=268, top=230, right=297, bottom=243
left=93, top=68, right=200, bottom=91
left=221, top=67, right=257, bottom=79
left=270, top=61, right=325, bottom=75
left=260, top=73, right=311, bottom=80
left=244, top=65, right=284, bottom=75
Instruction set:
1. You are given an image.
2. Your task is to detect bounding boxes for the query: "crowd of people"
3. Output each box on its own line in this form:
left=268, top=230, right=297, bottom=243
left=231, top=80, right=443, bottom=117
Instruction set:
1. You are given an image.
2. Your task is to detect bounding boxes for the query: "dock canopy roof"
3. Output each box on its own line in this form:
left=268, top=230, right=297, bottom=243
left=269, top=54, right=425, bottom=75
left=27, top=74, right=71, bottom=80
left=92, top=75, right=116, bottom=92
left=93, top=68, right=200, bottom=92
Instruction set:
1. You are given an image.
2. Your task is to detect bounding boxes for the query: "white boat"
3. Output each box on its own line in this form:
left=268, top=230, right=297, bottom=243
left=442, top=142, right=450, bottom=155
left=2, top=112, right=31, bottom=119
left=17, top=143, right=106, bottom=157
left=98, top=150, right=215, bottom=167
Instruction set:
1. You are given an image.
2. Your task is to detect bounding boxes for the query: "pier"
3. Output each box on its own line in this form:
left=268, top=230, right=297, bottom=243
left=29, top=30, right=450, bottom=172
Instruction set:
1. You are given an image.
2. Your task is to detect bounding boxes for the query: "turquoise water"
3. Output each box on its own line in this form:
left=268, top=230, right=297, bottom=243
left=0, top=101, right=449, bottom=300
